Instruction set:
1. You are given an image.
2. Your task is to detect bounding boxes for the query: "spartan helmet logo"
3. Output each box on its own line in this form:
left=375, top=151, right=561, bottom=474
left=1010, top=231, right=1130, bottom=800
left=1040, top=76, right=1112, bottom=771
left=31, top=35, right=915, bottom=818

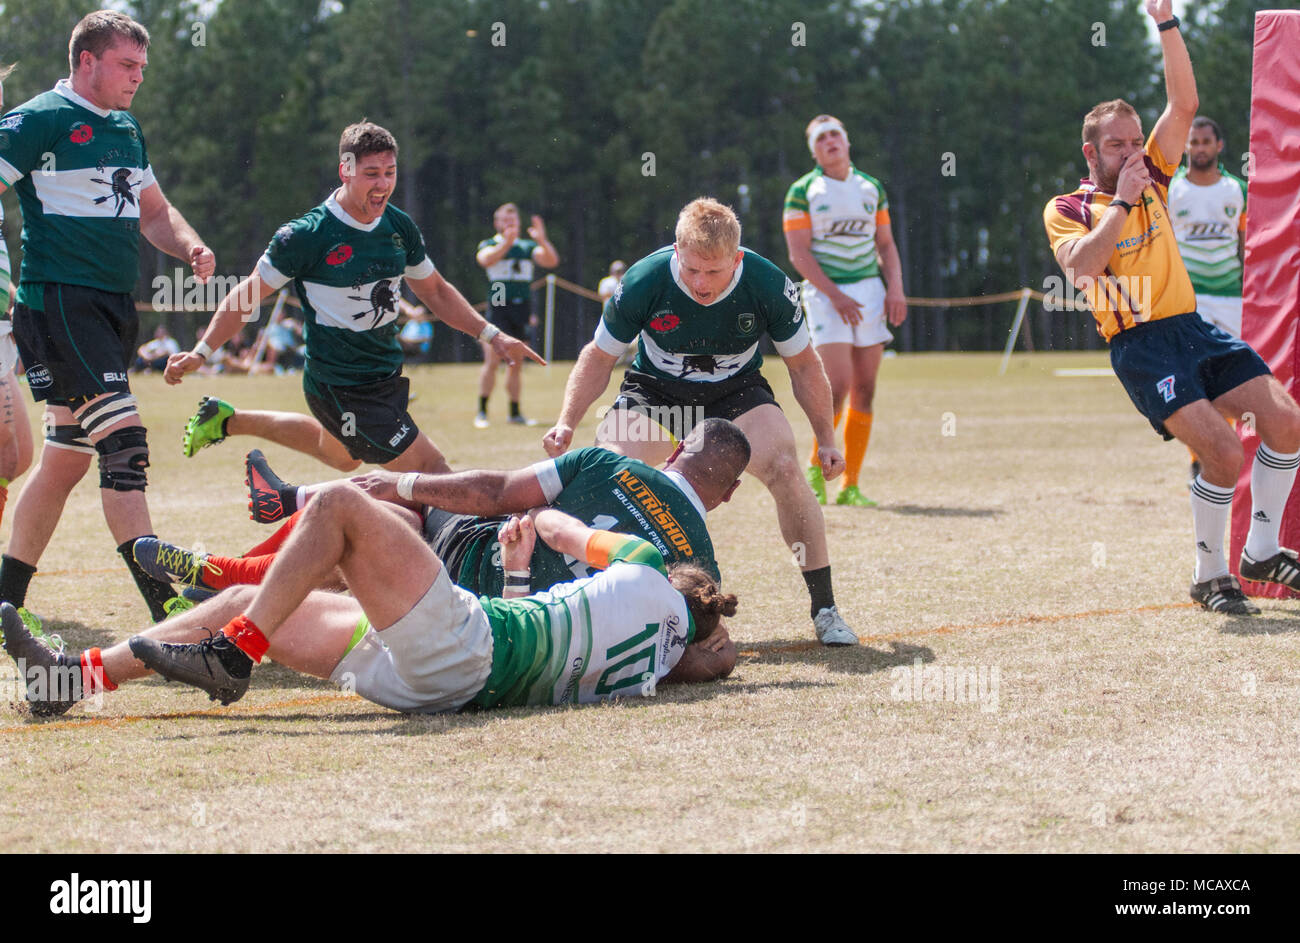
left=91, top=168, right=139, bottom=217
left=349, top=279, right=399, bottom=328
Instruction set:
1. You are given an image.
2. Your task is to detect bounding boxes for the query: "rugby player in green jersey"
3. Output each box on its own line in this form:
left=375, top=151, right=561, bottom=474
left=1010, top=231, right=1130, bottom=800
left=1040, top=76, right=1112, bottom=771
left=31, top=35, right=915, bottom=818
left=166, top=122, right=542, bottom=483
left=474, top=203, right=559, bottom=427
left=4, top=502, right=737, bottom=716
left=543, top=198, right=858, bottom=645
left=0, top=12, right=216, bottom=625
left=131, top=420, right=746, bottom=612
left=0, top=65, right=35, bottom=541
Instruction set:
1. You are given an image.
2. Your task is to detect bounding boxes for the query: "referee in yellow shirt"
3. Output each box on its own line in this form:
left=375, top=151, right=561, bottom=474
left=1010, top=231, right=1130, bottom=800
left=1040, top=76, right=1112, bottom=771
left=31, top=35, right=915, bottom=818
left=1044, top=0, right=1300, bottom=613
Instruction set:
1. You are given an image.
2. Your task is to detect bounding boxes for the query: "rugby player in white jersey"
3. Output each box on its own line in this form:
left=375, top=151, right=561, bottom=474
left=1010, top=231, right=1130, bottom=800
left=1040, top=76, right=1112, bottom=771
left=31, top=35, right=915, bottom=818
left=2, top=496, right=736, bottom=715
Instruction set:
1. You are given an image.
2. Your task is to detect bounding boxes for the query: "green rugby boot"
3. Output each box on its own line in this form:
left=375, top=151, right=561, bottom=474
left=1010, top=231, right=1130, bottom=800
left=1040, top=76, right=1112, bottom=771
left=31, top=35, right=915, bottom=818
left=183, top=396, right=235, bottom=457
left=835, top=485, right=878, bottom=508
left=805, top=465, right=826, bottom=505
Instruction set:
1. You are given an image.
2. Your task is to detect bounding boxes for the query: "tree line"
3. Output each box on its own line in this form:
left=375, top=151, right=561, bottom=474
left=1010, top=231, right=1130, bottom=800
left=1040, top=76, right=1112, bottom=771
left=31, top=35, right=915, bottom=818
left=1, top=0, right=1291, bottom=359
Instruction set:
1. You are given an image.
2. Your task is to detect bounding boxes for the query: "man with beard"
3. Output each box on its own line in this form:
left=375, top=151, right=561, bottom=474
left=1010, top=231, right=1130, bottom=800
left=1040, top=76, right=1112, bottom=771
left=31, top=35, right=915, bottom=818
left=1043, top=0, right=1300, bottom=614
left=1169, top=116, right=1248, bottom=338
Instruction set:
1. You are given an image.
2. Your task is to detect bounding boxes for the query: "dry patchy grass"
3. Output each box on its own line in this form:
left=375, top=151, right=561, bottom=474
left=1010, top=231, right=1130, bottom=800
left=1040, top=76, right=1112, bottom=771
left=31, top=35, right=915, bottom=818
left=2, top=353, right=1298, bottom=853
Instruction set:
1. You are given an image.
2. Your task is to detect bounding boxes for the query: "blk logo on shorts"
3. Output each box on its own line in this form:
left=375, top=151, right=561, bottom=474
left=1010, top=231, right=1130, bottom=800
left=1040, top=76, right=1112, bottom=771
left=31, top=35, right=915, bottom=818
left=1157, top=375, right=1177, bottom=403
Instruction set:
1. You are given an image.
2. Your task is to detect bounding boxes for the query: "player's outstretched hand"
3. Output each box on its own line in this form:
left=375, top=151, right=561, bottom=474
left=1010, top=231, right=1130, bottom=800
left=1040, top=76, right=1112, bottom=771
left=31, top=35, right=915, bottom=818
left=497, top=513, right=537, bottom=571
left=1145, top=0, right=1173, bottom=23
left=528, top=215, right=548, bottom=242
left=493, top=333, right=545, bottom=367
left=885, top=288, right=908, bottom=327
left=163, top=351, right=202, bottom=385
left=830, top=289, right=862, bottom=326
left=818, top=445, right=846, bottom=481
left=189, top=244, right=215, bottom=284
left=351, top=469, right=401, bottom=504
left=542, top=423, right=573, bottom=457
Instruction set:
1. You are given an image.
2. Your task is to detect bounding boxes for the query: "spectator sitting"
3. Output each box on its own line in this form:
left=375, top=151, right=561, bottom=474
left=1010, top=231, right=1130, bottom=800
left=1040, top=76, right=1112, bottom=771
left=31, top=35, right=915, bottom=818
left=133, top=324, right=181, bottom=373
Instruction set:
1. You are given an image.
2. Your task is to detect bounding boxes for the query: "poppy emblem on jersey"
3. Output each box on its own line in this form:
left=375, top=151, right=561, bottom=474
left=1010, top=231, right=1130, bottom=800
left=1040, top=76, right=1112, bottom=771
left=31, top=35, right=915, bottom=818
left=737, top=312, right=756, bottom=334
left=1157, top=375, right=1177, bottom=403
left=650, top=312, right=680, bottom=332
left=326, top=244, right=353, bottom=266
left=69, top=123, right=93, bottom=143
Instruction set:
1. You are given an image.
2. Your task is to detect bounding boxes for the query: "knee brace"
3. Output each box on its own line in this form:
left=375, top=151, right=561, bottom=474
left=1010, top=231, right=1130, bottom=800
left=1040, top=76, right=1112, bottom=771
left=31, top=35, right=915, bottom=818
left=95, top=426, right=150, bottom=492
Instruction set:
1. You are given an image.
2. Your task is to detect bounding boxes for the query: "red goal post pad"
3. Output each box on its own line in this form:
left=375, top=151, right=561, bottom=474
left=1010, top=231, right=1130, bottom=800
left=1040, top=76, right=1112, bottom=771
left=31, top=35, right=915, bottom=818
left=1231, top=11, right=1300, bottom=597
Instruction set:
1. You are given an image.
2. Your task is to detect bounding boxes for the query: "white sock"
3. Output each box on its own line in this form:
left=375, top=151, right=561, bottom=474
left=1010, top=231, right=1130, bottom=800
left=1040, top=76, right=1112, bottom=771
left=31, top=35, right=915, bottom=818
left=1190, top=474, right=1234, bottom=582
left=1244, top=443, right=1300, bottom=561
left=295, top=485, right=308, bottom=510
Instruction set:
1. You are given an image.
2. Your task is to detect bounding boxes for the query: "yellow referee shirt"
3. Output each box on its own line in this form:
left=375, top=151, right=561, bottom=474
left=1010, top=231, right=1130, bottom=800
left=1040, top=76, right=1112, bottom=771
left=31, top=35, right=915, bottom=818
left=1044, top=133, right=1198, bottom=341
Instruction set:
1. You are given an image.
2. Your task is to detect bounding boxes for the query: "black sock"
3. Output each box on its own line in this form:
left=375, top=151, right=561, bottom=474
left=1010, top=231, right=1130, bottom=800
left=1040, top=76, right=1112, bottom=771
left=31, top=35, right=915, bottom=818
left=478, top=396, right=488, bottom=413
left=0, top=554, right=37, bottom=609
left=802, top=565, right=835, bottom=617
left=510, top=401, right=521, bottom=418
left=118, top=537, right=174, bottom=623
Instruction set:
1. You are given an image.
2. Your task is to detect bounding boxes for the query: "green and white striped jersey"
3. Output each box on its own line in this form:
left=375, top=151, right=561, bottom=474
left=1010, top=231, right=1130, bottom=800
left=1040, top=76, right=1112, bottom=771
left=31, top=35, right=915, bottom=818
left=1169, top=167, right=1246, bottom=297
left=783, top=165, right=890, bottom=283
left=0, top=80, right=154, bottom=305
left=478, top=235, right=537, bottom=304
left=258, top=193, right=434, bottom=387
left=593, top=246, right=808, bottom=382
left=474, top=535, right=695, bottom=707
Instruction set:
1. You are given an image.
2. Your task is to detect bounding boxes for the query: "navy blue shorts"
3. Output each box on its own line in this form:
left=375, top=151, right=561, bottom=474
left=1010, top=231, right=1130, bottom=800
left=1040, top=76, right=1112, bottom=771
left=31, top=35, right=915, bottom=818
left=1109, top=313, right=1270, bottom=440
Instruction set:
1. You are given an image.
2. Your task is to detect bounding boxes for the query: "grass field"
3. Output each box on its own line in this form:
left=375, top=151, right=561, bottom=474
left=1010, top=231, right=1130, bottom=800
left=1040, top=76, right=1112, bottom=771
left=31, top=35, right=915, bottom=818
left=3, top=352, right=1299, bottom=853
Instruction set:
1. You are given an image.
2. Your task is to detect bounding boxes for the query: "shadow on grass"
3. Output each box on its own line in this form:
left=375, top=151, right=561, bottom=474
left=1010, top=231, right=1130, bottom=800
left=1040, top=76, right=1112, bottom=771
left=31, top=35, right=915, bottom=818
left=1216, top=609, right=1300, bottom=635
left=876, top=504, right=1004, bottom=519
left=739, top=639, right=933, bottom=675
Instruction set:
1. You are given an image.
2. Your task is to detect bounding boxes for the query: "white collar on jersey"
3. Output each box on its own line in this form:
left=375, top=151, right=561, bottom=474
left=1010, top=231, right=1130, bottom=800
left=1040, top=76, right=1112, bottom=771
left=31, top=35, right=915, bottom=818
left=663, top=469, right=708, bottom=520
left=54, top=79, right=112, bottom=118
left=669, top=246, right=744, bottom=307
left=326, top=191, right=383, bottom=232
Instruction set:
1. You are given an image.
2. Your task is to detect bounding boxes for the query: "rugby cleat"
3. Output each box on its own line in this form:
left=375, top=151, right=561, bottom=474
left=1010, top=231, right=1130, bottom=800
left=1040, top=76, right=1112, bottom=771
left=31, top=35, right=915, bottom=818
left=805, top=465, right=827, bottom=505
left=163, top=596, right=196, bottom=618
left=134, top=538, right=223, bottom=596
left=1189, top=575, right=1260, bottom=615
left=1239, top=547, right=1300, bottom=592
left=246, top=449, right=296, bottom=524
left=1, top=603, right=83, bottom=716
left=182, top=396, right=235, bottom=457
left=129, top=631, right=252, bottom=705
left=474, top=412, right=490, bottom=429
left=507, top=414, right=539, bottom=427
left=813, top=605, right=859, bottom=646
left=835, top=485, right=878, bottom=508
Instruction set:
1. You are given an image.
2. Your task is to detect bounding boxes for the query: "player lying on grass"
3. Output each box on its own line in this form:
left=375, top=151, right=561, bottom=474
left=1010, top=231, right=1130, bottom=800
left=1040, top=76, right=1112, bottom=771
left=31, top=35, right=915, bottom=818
left=2, top=500, right=737, bottom=716
left=167, top=121, right=541, bottom=476
left=136, top=418, right=750, bottom=599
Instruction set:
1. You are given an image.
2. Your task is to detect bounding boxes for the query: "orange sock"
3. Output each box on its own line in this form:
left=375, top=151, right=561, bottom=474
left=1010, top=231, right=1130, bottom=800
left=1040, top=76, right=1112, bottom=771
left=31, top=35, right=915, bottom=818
left=207, top=554, right=276, bottom=588
left=809, top=411, right=843, bottom=467
left=843, top=409, right=873, bottom=488
left=222, top=614, right=269, bottom=663
left=80, top=648, right=117, bottom=693
left=243, top=510, right=302, bottom=558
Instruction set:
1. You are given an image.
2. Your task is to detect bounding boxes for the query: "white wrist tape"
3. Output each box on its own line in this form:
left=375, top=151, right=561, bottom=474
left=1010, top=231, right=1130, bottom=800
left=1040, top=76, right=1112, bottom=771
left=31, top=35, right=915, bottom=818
left=193, top=341, right=213, bottom=361
left=396, top=473, right=419, bottom=501
left=478, top=323, right=501, bottom=344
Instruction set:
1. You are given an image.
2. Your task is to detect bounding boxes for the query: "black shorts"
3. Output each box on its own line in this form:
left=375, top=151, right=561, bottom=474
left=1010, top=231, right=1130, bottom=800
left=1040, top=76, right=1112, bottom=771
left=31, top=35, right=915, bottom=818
left=11, top=283, right=138, bottom=404
left=302, top=372, right=420, bottom=464
left=609, top=368, right=779, bottom=441
left=487, top=298, right=532, bottom=338
left=1109, top=312, right=1271, bottom=439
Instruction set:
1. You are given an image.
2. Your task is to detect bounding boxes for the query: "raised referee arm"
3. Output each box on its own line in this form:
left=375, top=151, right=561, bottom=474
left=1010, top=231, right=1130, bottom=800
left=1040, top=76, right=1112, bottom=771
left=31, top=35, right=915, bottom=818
left=1147, top=0, right=1198, bottom=165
